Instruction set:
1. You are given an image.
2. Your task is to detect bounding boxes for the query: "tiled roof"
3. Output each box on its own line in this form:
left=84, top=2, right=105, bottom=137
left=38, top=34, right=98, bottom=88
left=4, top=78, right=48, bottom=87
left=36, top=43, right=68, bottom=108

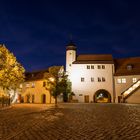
left=25, top=69, right=49, bottom=81
left=114, top=57, right=140, bottom=76
left=73, top=54, right=114, bottom=64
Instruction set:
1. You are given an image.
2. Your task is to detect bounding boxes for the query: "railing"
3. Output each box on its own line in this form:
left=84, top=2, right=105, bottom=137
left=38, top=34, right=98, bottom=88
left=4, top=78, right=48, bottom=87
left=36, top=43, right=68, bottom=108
left=121, top=79, right=140, bottom=100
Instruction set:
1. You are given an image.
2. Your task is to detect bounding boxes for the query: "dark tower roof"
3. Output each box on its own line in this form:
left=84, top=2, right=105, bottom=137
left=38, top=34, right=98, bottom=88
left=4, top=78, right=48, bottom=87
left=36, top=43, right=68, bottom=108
left=66, top=41, right=77, bottom=51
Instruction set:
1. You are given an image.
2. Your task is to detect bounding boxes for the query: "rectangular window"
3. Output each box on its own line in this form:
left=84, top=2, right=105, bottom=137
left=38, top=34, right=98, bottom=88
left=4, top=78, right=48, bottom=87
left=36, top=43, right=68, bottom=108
left=102, top=77, right=106, bottom=82
left=43, top=81, right=46, bottom=87
left=98, top=77, right=101, bottom=82
left=97, top=65, right=101, bottom=69
left=81, top=77, right=85, bottom=82
left=31, top=82, right=35, bottom=88
left=26, top=83, right=30, bottom=88
left=132, top=78, right=137, bottom=83
left=91, top=65, right=94, bottom=69
left=117, top=79, right=122, bottom=84
left=91, top=77, right=94, bottom=82
left=102, top=65, right=105, bottom=69
left=87, top=65, right=90, bottom=69
left=122, top=78, right=126, bottom=83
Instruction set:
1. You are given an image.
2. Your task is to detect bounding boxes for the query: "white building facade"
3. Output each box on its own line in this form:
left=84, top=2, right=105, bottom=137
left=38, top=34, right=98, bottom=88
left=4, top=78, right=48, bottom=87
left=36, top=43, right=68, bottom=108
left=66, top=42, right=140, bottom=103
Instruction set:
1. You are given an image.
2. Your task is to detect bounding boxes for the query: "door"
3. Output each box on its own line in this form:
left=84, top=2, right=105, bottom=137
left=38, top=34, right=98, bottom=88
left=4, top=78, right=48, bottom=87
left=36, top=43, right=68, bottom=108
left=84, top=95, right=89, bottom=103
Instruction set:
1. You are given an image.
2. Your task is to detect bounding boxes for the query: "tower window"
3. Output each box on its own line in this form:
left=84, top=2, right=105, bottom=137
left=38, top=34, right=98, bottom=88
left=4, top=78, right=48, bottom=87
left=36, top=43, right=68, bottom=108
left=87, top=65, right=90, bottom=69
left=91, top=77, right=94, bottom=82
left=81, top=77, right=85, bottom=82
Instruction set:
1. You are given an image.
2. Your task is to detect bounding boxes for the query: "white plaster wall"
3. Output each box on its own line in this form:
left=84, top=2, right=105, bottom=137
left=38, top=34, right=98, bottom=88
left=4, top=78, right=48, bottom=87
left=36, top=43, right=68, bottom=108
left=114, top=75, right=140, bottom=103
left=70, top=64, right=114, bottom=102
left=125, top=88, right=140, bottom=104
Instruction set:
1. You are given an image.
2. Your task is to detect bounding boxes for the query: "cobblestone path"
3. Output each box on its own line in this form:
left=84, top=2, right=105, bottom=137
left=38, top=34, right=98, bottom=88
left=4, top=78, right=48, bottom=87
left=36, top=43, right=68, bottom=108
left=0, top=103, right=140, bottom=140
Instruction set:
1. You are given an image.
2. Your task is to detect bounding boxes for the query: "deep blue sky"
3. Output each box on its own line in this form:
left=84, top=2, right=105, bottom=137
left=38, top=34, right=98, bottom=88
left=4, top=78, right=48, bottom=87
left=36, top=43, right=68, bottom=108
left=0, top=0, right=140, bottom=71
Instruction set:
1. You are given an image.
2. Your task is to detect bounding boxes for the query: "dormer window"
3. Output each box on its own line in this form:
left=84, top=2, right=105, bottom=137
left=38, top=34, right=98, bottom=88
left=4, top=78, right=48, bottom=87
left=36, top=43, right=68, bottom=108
left=127, top=64, right=133, bottom=70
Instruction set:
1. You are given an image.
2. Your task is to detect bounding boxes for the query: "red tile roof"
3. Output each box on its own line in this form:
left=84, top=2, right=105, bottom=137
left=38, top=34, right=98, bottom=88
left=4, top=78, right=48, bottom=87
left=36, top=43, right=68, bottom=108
left=114, top=57, right=140, bottom=76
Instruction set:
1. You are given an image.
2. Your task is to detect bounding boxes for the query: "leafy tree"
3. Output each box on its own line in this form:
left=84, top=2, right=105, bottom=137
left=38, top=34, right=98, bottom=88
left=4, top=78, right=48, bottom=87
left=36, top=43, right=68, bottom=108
left=0, top=44, right=25, bottom=98
left=44, top=66, right=69, bottom=105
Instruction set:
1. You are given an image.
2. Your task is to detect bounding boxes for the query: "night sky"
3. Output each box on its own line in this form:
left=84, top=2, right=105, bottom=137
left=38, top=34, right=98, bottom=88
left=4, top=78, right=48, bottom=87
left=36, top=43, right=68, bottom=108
left=0, top=0, right=140, bottom=72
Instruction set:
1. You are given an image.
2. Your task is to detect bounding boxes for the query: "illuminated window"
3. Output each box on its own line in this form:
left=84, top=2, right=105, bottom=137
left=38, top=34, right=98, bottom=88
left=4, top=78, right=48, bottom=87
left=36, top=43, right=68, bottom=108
left=102, top=65, right=105, bottom=69
left=132, top=78, right=137, bottom=83
left=122, top=78, right=126, bottom=83
left=91, top=65, right=94, bottom=69
left=19, top=84, right=23, bottom=88
left=117, top=79, right=121, bottom=84
left=97, top=65, right=101, bottom=69
left=87, top=65, right=90, bottom=69
left=98, top=77, right=101, bottom=82
left=102, top=77, right=106, bottom=82
left=127, top=64, right=133, bottom=70
left=91, top=77, right=94, bottom=82
left=26, top=83, right=30, bottom=88
left=31, top=83, right=35, bottom=88
left=81, top=77, right=85, bottom=82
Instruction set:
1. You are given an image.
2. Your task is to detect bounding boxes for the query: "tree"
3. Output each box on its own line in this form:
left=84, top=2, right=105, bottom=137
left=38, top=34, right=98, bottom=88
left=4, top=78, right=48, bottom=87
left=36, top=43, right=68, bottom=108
left=44, top=66, right=68, bottom=104
left=0, top=44, right=25, bottom=99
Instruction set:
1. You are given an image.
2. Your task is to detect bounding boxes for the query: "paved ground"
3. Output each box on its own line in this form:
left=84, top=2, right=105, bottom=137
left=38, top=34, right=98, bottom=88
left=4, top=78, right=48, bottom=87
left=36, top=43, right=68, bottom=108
left=0, top=103, right=140, bottom=140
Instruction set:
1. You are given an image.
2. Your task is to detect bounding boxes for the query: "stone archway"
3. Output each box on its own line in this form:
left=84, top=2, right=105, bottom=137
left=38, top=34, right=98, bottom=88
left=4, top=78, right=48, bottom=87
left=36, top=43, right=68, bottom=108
left=94, top=89, right=111, bottom=103
left=42, top=94, right=46, bottom=104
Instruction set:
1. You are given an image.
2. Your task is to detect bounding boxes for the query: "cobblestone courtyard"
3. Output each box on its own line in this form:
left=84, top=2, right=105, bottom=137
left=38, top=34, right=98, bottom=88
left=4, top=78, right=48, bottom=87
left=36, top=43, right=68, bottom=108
left=0, top=103, right=140, bottom=140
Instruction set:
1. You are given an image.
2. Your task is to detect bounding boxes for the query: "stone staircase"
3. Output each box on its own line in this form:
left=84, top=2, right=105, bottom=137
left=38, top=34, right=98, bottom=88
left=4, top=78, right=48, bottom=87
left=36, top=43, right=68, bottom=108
left=121, top=79, right=140, bottom=102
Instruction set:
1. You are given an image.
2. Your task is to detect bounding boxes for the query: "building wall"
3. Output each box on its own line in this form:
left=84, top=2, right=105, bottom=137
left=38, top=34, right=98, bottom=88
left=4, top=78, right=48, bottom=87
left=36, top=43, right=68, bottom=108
left=70, top=63, right=115, bottom=102
left=125, top=88, right=140, bottom=103
left=21, top=80, right=55, bottom=104
left=114, top=75, right=140, bottom=103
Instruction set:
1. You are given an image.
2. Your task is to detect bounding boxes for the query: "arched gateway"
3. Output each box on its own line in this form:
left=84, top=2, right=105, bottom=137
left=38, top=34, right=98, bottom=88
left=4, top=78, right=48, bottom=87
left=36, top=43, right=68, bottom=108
left=94, top=89, right=111, bottom=103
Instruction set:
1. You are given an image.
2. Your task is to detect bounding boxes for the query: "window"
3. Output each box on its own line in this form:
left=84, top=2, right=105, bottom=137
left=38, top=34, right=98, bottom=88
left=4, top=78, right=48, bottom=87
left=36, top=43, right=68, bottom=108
left=102, top=65, right=105, bottom=69
left=98, top=77, right=101, bottom=82
left=19, top=84, right=23, bottom=88
left=69, top=64, right=71, bottom=66
left=97, top=65, right=101, bottom=69
left=26, top=83, right=30, bottom=88
left=81, top=77, right=85, bottom=82
left=102, top=77, right=106, bottom=82
left=117, top=79, right=122, bottom=84
left=87, top=65, right=90, bottom=69
left=91, top=77, right=94, bottom=82
left=43, top=81, right=46, bottom=87
left=69, top=52, right=72, bottom=55
left=132, top=78, right=137, bottom=83
left=122, top=78, right=126, bottom=83
left=31, top=82, right=35, bottom=88
left=91, top=65, right=94, bottom=69
left=127, top=64, right=133, bottom=70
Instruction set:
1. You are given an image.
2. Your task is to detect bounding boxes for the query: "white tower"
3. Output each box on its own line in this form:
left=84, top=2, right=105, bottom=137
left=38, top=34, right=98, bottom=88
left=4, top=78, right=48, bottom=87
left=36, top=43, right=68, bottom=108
left=66, top=41, right=77, bottom=78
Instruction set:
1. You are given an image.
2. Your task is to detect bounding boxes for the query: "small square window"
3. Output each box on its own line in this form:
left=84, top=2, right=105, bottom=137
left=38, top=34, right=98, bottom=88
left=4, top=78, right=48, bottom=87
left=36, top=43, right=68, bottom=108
left=102, top=77, right=106, bottom=82
left=87, top=65, right=90, bottom=69
left=98, top=77, right=101, bottom=82
left=97, top=65, right=101, bottom=69
left=122, top=78, right=126, bottom=83
left=117, top=79, right=121, bottom=84
left=81, top=77, right=85, bottom=82
left=91, top=65, right=94, bottom=69
left=102, top=65, right=105, bottom=69
left=132, top=78, right=137, bottom=83
left=91, top=77, right=94, bottom=82
left=26, top=83, right=30, bottom=88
